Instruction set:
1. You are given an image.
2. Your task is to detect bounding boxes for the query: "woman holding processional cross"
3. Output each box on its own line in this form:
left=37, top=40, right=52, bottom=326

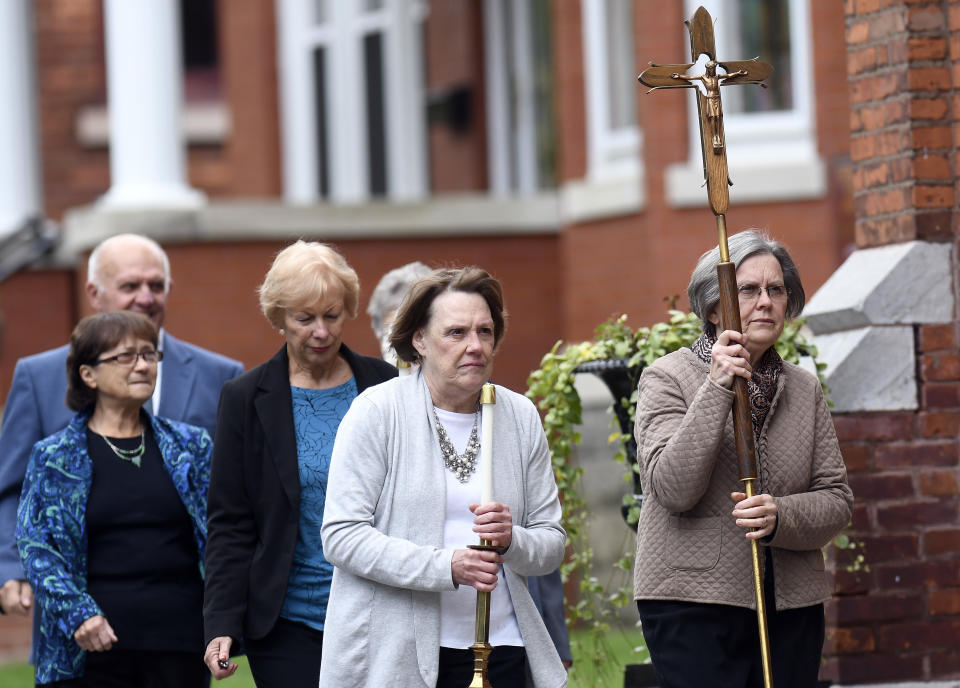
left=633, top=230, right=853, bottom=687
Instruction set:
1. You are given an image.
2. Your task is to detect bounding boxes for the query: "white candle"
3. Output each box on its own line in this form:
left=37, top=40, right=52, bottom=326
left=479, top=383, right=496, bottom=504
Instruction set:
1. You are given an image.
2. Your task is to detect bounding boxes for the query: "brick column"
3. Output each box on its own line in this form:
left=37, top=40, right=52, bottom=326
left=825, top=1, right=960, bottom=683
left=847, top=0, right=956, bottom=245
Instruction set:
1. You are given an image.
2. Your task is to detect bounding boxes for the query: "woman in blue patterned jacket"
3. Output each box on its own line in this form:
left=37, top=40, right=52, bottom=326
left=17, top=311, right=211, bottom=687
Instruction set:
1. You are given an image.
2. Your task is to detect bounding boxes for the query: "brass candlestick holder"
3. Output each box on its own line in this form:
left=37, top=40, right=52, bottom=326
left=467, top=540, right=501, bottom=688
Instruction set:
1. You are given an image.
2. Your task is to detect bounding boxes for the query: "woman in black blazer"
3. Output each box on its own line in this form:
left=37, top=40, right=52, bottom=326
left=202, top=241, right=396, bottom=688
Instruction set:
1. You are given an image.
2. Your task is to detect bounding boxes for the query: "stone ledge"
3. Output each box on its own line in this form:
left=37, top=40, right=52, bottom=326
left=805, top=241, right=954, bottom=334
left=814, top=327, right=917, bottom=412
left=805, top=240, right=954, bottom=413
left=55, top=193, right=563, bottom=264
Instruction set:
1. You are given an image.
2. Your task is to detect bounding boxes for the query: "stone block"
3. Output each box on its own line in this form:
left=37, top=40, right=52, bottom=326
left=805, top=241, right=953, bottom=333
left=812, top=327, right=917, bottom=412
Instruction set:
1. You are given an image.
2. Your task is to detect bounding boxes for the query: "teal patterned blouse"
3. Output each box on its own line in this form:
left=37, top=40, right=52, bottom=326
left=16, top=410, right=211, bottom=684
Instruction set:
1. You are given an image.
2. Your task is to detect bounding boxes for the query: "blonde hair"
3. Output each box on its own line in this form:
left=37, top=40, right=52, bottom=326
left=258, top=241, right=360, bottom=328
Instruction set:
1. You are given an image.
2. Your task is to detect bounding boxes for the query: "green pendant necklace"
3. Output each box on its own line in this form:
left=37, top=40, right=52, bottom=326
left=99, top=431, right=145, bottom=468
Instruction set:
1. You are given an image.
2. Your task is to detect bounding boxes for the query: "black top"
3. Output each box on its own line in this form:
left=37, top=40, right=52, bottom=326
left=86, top=426, right=203, bottom=651
left=203, top=343, right=397, bottom=644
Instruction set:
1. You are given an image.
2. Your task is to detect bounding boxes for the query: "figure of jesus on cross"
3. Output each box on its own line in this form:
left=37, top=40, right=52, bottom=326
left=638, top=7, right=772, bottom=217
left=670, top=60, right=747, bottom=152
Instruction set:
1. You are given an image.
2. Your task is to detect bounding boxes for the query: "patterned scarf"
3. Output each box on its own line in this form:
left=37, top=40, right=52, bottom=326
left=691, top=332, right=782, bottom=439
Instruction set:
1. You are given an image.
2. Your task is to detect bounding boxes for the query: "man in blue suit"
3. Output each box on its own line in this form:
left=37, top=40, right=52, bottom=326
left=0, top=233, right=242, bottom=620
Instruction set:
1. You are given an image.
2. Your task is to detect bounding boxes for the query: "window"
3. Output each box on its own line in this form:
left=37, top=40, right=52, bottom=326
left=180, top=0, right=220, bottom=101
left=277, top=0, right=428, bottom=203
left=559, top=0, right=643, bottom=222
left=581, top=0, right=639, bottom=181
left=666, top=0, right=824, bottom=206
left=483, top=0, right=556, bottom=195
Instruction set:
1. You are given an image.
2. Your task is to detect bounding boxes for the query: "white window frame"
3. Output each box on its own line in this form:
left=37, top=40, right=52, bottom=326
left=560, top=0, right=643, bottom=223
left=666, top=0, right=824, bottom=206
left=484, top=0, right=540, bottom=195
left=276, top=0, right=427, bottom=204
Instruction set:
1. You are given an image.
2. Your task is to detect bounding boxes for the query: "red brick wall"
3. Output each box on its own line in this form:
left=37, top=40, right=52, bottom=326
left=823, top=0, right=960, bottom=682
left=34, top=0, right=109, bottom=220
left=215, top=0, right=283, bottom=197
left=0, top=270, right=76, bottom=397
left=424, top=0, right=488, bottom=192
left=846, top=0, right=957, bottom=245
left=824, top=325, right=960, bottom=682
left=1, top=235, right=561, bottom=408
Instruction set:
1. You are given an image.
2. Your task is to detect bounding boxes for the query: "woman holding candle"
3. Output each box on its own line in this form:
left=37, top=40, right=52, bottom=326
left=318, top=267, right=567, bottom=688
left=202, top=240, right=396, bottom=687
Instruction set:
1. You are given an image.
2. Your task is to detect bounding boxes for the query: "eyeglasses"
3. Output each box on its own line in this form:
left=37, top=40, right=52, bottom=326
left=95, top=350, right=163, bottom=366
left=737, top=284, right=788, bottom=302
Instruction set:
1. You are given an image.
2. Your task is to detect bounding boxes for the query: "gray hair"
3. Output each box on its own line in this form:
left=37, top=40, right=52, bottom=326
left=87, top=234, right=171, bottom=292
left=687, top=229, right=805, bottom=336
left=367, top=261, right=432, bottom=338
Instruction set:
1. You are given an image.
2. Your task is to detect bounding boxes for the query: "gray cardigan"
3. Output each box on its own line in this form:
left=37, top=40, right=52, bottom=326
left=319, top=369, right=568, bottom=688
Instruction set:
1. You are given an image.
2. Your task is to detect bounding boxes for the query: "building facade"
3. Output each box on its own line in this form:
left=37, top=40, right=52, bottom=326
left=0, top=1, right=957, bottom=682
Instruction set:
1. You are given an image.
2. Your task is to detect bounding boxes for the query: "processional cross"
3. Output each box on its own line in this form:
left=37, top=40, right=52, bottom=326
left=639, top=8, right=776, bottom=688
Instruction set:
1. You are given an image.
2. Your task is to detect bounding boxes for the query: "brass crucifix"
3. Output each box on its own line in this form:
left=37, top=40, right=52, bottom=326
left=638, top=5, right=772, bottom=219
left=639, top=7, right=776, bottom=688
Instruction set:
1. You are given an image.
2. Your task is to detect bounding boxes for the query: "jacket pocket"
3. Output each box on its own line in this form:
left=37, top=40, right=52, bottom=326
left=664, top=515, right=722, bottom=571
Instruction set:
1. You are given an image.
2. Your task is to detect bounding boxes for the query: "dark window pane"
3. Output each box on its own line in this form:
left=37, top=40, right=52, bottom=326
left=313, top=47, right=330, bottom=198
left=530, top=0, right=556, bottom=189
left=605, top=0, right=636, bottom=130
left=364, top=32, right=387, bottom=196
left=737, top=0, right=792, bottom=112
left=180, top=0, right=217, bottom=69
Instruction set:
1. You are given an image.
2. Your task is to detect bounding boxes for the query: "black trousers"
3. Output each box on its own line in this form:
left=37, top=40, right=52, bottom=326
left=437, top=646, right=527, bottom=688
left=638, top=578, right=824, bottom=688
left=38, top=649, right=209, bottom=688
left=245, top=618, right=324, bottom=688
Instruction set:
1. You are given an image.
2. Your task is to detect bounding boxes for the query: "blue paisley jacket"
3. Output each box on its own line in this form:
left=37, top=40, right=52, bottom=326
left=16, top=410, right=212, bottom=684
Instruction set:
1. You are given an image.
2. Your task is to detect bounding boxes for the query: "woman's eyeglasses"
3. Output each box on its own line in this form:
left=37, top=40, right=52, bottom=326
left=737, top=284, right=788, bottom=302
left=95, top=350, right=163, bottom=366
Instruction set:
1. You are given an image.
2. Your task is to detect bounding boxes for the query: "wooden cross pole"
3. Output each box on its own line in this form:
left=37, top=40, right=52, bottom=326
left=639, top=7, right=776, bottom=688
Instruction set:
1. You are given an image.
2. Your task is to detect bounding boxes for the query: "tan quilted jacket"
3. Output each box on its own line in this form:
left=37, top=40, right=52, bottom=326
left=633, top=348, right=853, bottom=611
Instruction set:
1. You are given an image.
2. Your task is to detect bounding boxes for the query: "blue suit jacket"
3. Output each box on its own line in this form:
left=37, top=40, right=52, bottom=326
left=0, top=332, right=241, bottom=650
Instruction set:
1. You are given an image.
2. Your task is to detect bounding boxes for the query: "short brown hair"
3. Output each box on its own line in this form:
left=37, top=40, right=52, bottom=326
left=258, top=240, right=360, bottom=329
left=66, top=312, right=158, bottom=411
left=389, top=267, right=507, bottom=364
